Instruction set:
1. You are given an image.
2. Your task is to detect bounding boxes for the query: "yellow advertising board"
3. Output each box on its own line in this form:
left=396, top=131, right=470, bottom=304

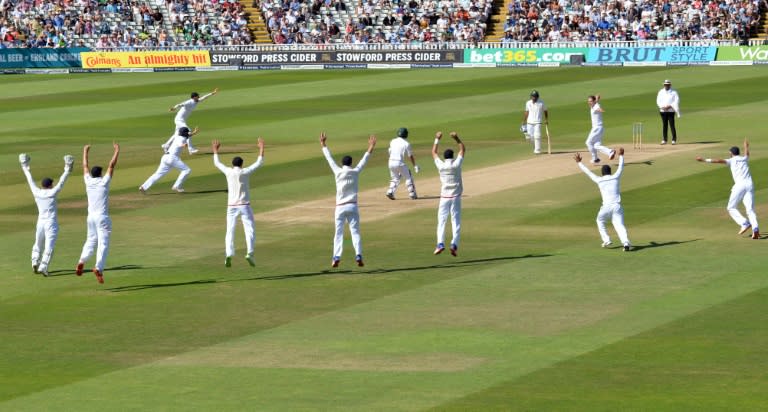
left=81, top=51, right=211, bottom=68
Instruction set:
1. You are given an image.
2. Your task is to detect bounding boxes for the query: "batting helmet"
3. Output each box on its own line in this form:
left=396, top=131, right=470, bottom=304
left=397, top=127, right=409, bottom=138
left=530, top=90, right=540, bottom=98
left=178, top=127, right=191, bottom=137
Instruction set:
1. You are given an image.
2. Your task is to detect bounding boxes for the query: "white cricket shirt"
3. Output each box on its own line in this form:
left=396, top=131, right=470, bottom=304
left=173, top=92, right=213, bottom=124
left=388, top=137, right=413, bottom=164
left=84, top=174, right=112, bottom=216
left=579, top=155, right=624, bottom=205
left=525, top=99, right=547, bottom=124
left=322, top=147, right=370, bottom=205
left=166, top=133, right=189, bottom=157
left=591, top=102, right=603, bottom=128
left=656, top=88, right=680, bottom=113
left=23, top=167, right=70, bottom=220
left=726, top=155, right=753, bottom=185
left=435, top=155, right=464, bottom=198
left=213, top=153, right=264, bottom=206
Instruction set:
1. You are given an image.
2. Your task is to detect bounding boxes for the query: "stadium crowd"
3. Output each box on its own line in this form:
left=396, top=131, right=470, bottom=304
left=0, top=0, right=253, bottom=48
left=0, top=0, right=764, bottom=47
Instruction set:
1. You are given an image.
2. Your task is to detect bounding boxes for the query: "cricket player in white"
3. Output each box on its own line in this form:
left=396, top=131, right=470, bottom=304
left=140, top=127, right=199, bottom=194
left=76, top=143, right=120, bottom=284
left=432, top=131, right=465, bottom=257
left=212, top=138, right=265, bottom=267
left=320, top=132, right=376, bottom=268
left=585, top=95, right=616, bottom=164
left=386, top=127, right=419, bottom=200
left=167, top=88, right=218, bottom=153
left=575, top=148, right=631, bottom=251
left=696, top=138, right=760, bottom=239
left=656, top=79, right=681, bottom=145
left=521, top=90, right=548, bottom=154
left=19, top=153, right=73, bottom=276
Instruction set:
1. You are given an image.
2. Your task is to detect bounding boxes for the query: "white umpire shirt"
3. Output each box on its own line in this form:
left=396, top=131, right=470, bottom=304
left=213, top=154, right=264, bottom=206
left=85, top=174, right=112, bottom=216
left=322, top=147, right=370, bottom=205
left=435, top=155, right=464, bottom=198
left=388, top=137, right=413, bottom=164
left=525, top=100, right=547, bottom=124
left=726, top=155, right=752, bottom=185
left=656, top=88, right=680, bottom=114
left=578, top=155, right=624, bottom=205
left=174, top=92, right=214, bottom=124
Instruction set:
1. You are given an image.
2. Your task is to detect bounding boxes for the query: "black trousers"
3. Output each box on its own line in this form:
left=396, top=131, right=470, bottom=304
left=660, top=112, right=677, bottom=142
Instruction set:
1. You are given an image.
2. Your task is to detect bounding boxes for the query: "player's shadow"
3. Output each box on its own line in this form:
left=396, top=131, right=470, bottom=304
left=626, top=160, right=654, bottom=166
left=47, top=264, right=144, bottom=277
left=107, top=279, right=217, bottom=292
left=630, top=239, right=700, bottom=251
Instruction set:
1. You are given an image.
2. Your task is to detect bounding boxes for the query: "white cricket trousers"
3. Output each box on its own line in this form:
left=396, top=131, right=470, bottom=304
left=526, top=123, right=542, bottom=153
left=226, top=205, right=255, bottom=258
left=31, top=218, right=58, bottom=272
left=585, top=126, right=612, bottom=160
left=387, top=161, right=417, bottom=198
left=140, top=154, right=191, bottom=191
left=727, top=183, right=759, bottom=229
left=436, top=196, right=461, bottom=247
left=596, top=203, right=630, bottom=246
left=174, top=122, right=197, bottom=152
left=79, top=214, right=112, bottom=272
left=333, top=203, right=362, bottom=258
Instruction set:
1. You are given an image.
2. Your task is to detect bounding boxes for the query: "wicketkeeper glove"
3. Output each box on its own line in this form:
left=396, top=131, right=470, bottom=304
left=519, top=124, right=527, bottom=133
left=64, top=154, right=74, bottom=170
left=19, top=153, right=30, bottom=166
left=414, top=165, right=420, bottom=173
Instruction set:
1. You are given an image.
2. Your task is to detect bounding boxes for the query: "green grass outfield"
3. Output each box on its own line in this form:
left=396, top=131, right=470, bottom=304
left=1, top=66, right=767, bottom=411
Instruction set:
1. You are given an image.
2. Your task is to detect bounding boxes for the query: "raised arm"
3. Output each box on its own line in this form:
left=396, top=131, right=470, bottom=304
left=574, top=152, right=600, bottom=183
left=82, top=145, right=90, bottom=175
left=211, top=139, right=228, bottom=173
left=614, top=148, right=625, bottom=177
left=319, top=132, right=339, bottom=172
left=744, top=137, right=750, bottom=157
left=243, top=138, right=265, bottom=174
left=355, top=134, right=376, bottom=170
left=20, top=158, right=37, bottom=190
left=452, top=131, right=465, bottom=157
left=432, top=131, right=442, bottom=159
left=52, top=155, right=74, bottom=193
left=107, top=142, right=120, bottom=176
left=198, top=87, right=219, bottom=102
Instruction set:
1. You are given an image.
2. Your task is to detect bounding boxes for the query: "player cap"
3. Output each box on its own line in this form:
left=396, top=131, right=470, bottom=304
left=397, top=127, right=409, bottom=138
left=663, top=79, right=671, bottom=85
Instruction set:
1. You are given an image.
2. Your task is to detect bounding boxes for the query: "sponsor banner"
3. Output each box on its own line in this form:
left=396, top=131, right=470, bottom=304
left=0, top=48, right=89, bottom=69
left=153, top=67, right=196, bottom=72
left=2, top=69, right=25, bottom=74
left=709, top=60, right=753, bottom=66
left=210, top=50, right=461, bottom=66
left=237, top=65, right=282, bottom=70
left=538, top=62, right=560, bottom=67
left=453, top=63, right=496, bottom=68
left=623, top=61, right=667, bottom=67
left=81, top=51, right=210, bottom=68
left=195, top=66, right=239, bottom=71
left=463, top=48, right=587, bottom=64
left=324, top=64, right=368, bottom=69
left=587, top=46, right=715, bottom=63
left=411, top=63, right=453, bottom=68
left=716, top=46, right=768, bottom=61
left=69, top=68, right=112, bottom=73
left=25, top=68, right=69, bottom=74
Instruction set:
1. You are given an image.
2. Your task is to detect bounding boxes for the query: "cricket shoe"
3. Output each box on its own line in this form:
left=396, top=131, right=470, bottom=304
left=245, top=254, right=256, bottom=267
left=225, top=256, right=232, bottom=267
left=738, top=223, right=752, bottom=235
left=623, top=244, right=631, bottom=252
left=76, top=262, right=84, bottom=276
left=385, top=192, right=395, bottom=200
left=355, top=255, right=364, bottom=267
left=601, top=241, right=612, bottom=248
left=188, top=148, right=199, bottom=155
left=32, top=264, right=38, bottom=274
left=450, top=244, right=458, bottom=257
left=93, top=269, right=104, bottom=284
left=590, top=158, right=601, bottom=164
left=609, top=150, right=616, bottom=160
left=409, top=194, right=418, bottom=200
left=39, top=267, right=49, bottom=277
left=172, top=187, right=185, bottom=193
left=138, top=186, right=146, bottom=195
left=434, top=243, right=445, bottom=255
left=331, top=257, right=340, bottom=268
left=533, top=150, right=542, bottom=154
left=671, top=140, right=677, bottom=145
left=752, top=230, right=761, bottom=240
left=660, top=140, right=667, bottom=145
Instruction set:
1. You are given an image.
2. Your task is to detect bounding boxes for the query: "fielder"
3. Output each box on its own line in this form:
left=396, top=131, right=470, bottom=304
left=76, top=142, right=120, bottom=284
left=432, top=131, right=465, bottom=257
left=320, top=132, right=376, bottom=268
left=696, top=138, right=760, bottom=239
left=386, top=127, right=419, bottom=200
left=521, top=90, right=548, bottom=154
left=585, top=95, right=616, bottom=164
left=212, top=138, right=265, bottom=267
left=575, top=148, right=631, bottom=251
left=139, top=126, right=199, bottom=194
left=19, top=153, right=74, bottom=276
left=167, top=88, right=218, bottom=153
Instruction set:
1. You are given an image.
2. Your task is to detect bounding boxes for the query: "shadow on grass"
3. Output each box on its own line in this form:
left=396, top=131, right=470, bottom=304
left=143, top=189, right=227, bottom=196
left=47, top=264, right=145, bottom=277
left=630, top=239, right=701, bottom=252
left=106, top=254, right=551, bottom=292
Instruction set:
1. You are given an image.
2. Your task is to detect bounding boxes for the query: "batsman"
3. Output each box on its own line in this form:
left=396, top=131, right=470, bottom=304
left=521, top=90, right=549, bottom=155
